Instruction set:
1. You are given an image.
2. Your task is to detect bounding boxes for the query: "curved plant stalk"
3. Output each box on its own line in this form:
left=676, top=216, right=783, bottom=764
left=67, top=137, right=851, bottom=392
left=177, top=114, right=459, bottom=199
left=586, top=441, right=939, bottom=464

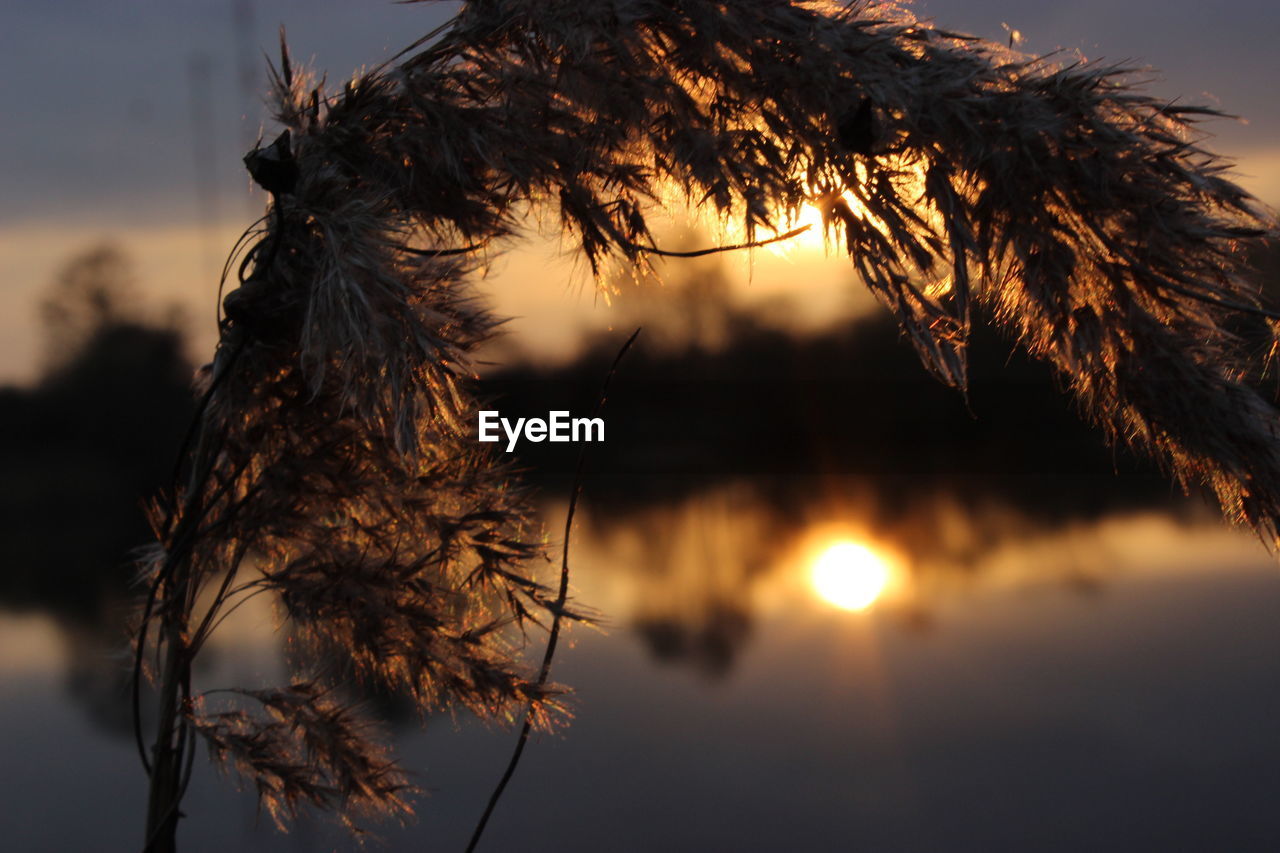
left=136, top=1, right=1279, bottom=849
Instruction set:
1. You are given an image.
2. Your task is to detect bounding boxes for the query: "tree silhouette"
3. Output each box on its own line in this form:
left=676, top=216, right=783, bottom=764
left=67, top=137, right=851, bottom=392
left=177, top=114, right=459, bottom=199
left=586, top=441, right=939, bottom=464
left=136, top=1, right=1277, bottom=850
left=1, top=246, right=193, bottom=624
left=40, top=246, right=141, bottom=371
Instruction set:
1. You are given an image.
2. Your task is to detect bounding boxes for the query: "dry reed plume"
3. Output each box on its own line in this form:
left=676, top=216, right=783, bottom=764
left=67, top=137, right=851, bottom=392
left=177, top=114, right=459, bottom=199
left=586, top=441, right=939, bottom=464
left=136, top=1, right=1277, bottom=849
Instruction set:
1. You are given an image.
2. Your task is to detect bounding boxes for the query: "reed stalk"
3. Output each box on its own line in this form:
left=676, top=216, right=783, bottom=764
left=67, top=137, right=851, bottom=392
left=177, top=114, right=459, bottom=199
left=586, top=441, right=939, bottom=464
left=135, top=2, right=1277, bottom=848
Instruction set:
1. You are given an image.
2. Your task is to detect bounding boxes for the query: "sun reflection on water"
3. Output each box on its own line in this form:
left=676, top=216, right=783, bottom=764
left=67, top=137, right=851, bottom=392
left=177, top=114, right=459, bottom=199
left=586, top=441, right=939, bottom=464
left=810, top=540, right=893, bottom=611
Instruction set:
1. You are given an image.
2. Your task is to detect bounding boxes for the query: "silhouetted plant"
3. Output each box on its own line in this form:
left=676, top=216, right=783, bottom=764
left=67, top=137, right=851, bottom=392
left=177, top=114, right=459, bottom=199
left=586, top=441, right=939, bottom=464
left=137, top=1, right=1277, bottom=850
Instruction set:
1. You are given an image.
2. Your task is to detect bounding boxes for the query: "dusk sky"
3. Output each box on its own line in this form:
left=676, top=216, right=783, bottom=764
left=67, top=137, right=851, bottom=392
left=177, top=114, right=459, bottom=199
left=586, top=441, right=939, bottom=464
left=6, top=6, right=1280, bottom=849
left=3, top=0, right=1277, bottom=382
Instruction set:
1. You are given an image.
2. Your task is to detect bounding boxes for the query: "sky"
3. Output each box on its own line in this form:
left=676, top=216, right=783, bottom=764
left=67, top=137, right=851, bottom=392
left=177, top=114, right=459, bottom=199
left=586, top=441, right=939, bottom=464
left=1, top=0, right=1277, bottom=383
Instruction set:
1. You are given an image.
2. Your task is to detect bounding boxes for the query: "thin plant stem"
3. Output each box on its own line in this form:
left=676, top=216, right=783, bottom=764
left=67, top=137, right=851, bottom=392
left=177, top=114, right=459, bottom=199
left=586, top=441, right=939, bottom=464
left=629, top=224, right=812, bottom=258
left=464, top=327, right=641, bottom=853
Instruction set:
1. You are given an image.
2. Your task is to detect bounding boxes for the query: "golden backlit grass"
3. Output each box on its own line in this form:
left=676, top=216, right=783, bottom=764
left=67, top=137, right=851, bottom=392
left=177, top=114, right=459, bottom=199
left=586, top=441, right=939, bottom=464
left=137, top=1, right=1277, bottom=845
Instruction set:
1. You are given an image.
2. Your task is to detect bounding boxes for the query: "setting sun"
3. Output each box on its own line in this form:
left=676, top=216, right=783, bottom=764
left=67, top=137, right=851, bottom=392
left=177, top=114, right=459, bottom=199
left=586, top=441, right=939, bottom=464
left=811, top=541, right=891, bottom=611
left=787, top=191, right=865, bottom=252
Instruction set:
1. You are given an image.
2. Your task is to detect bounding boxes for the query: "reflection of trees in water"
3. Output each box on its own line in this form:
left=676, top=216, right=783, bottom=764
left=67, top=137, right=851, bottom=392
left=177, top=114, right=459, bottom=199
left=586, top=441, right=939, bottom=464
left=575, top=474, right=1207, bottom=677
left=580, top=484, right=786, bottom=678
left=490, top=266, right=1257, bottom=674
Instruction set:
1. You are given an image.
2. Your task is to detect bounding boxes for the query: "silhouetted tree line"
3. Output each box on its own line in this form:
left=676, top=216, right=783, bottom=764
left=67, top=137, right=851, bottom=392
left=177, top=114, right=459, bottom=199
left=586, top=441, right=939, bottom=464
left=0, top=248, right=194, bottom=625
left=490, top=300, right=1171, bottom=518
left=4, top=241, right=1277, bottom=630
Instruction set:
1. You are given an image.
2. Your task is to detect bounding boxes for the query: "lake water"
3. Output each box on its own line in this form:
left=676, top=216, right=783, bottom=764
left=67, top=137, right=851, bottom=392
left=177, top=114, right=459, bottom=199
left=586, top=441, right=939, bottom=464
left=4, top=484, right=1280, bottom=851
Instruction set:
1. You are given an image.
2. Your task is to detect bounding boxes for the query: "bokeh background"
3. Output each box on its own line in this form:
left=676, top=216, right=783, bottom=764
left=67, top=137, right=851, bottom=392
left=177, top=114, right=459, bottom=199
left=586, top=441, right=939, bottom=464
left=4, top=0, right=1279, bottom=381
left=3, top=2, right=1280, bottom=850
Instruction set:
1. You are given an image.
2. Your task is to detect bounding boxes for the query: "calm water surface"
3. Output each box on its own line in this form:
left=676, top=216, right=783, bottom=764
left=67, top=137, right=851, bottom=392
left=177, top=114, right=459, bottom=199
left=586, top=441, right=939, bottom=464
left=4, top=490, right=1280, bottom=851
